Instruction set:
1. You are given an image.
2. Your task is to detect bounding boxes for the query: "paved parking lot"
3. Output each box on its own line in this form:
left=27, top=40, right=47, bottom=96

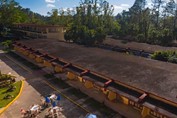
left=0, top=50, right=120, bottom=118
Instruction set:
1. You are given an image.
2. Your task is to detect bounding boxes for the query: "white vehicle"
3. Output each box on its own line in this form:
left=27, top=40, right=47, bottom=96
left=85, top=113, right=97, bottom=118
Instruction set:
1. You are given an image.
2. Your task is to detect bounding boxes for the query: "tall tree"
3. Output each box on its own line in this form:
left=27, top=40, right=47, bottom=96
left=165, top=0, right=177, bottom=40
left=129, top=0, right=146, bottom=34
left=142, top=8, right=151, bottom=40
left=48, top=9, right=59, bottom=25
left=151, top=0, right=165, bottom=27
left=65, top=0, right=118, bottom=45
left=0, top=0, right=19, bottom=26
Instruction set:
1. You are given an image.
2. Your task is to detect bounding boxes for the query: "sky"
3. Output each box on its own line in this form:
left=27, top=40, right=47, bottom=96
left=15, top=0, right=153, bottom=16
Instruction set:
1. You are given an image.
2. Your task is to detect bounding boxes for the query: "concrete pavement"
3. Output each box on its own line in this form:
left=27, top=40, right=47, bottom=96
left=0, top=51, right=120, bottom=118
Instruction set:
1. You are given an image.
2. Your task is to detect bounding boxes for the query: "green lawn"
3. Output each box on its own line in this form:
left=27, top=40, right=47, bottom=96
left=0, top=81, right=22, bottom=108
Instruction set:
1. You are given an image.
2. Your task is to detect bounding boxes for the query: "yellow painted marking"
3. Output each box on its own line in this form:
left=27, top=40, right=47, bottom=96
left=43, top=79, right=90, bottom=113
left=5, top=54, right=90, bottom=113
left=0, top=80, right=24, bottom=115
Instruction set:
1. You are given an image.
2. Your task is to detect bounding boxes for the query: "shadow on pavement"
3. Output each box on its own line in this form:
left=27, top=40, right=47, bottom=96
left=0, top=51, right=119, bottom=118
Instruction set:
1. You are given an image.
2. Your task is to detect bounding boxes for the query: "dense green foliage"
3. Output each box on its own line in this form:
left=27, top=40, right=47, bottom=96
left=0, top=71, right=16, bottom=88
left=1, top=40, right=13, bottom=49
left=0, top=81, right=21, bottom=108
left=64, top=0, right=120, bottom=45
left=116, top=0, right=177, bottom=46
left=47, top=8, right=74, bottom=26
left=151, top=50, right=177, bottom=63
left=0, top=0, right=47, bottom=28
left=61, top=0, right=177, bottom=46
left=0, top=0, right=47, bottom=39
left=1, top=0, right=177, bottom=46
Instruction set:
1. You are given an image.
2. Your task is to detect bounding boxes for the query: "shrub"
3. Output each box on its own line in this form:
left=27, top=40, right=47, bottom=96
left=168, top=56, right=177, bottom=63
left=151, top=50, right=177, bottom=63
left=65, top=25, right=106, bottom=45
left=136, top=34, right=145, bottom=42
left=6, top=85, right=16, bottom=92
left=0, top=72, right=16, bottom=88
left=3, top=94, right=14, bottom=99
left=148, top=28, right=173, bottom=46
left=1, top=40, right=13, bottom=49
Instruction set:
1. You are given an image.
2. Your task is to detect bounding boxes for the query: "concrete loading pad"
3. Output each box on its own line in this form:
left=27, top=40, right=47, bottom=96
left=18, top=39, right=177, bottom=102
left=17, top=39, right=177, bottom=117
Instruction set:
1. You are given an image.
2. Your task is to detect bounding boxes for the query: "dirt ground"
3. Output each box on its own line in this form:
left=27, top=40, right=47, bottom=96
left=19, top=38, right=177, bottom=103
left=104, top=38, right=177, bottom=52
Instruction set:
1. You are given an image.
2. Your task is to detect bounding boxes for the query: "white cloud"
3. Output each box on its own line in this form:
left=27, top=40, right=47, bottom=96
left=147, top=3, right=152, bottom=6
left=47, top=4, right=56, bottom=8
left=121, top=4, right=130, bottom=7
left=61, top=7, right=76, bottom=12
left=113, top=4, right=130, bottom=15
left=114, top=5, right=123, bottom=9
left=146, top=2, right=153, bottom=8
left=45, top=0, right=55, bottom=3
left=68, top=8, right=74, bottom=11
left=63, top=8, right=67, bottom=12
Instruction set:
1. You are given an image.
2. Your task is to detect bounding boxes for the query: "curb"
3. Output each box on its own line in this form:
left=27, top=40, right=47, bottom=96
left=0, top=80, right=24, bottom=115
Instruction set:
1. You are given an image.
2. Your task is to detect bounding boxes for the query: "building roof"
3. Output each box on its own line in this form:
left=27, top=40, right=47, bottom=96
left=14, top=23, right=66, bottom=28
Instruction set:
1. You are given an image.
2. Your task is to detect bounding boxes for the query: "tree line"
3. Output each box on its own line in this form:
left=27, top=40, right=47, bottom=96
left=117, top=0, right=177, bottom=46
left=1, top=0, right=177, bottom=46
left=64, top=0, right=120, bottom=45
left=49, top=0, right=177, bottom=46
left=48, top=0, right=120, bottom=45
left=0, top=0, right=47, bottom=28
